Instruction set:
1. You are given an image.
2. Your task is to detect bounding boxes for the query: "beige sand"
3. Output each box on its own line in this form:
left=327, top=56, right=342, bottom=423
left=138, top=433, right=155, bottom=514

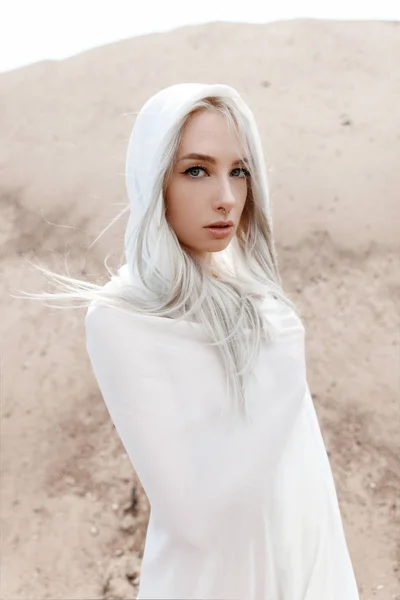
left=1, top=18, right=399, bottom=600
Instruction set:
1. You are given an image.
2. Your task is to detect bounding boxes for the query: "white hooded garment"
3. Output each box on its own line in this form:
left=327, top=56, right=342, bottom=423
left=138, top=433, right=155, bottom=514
left=85, top=83, right=360, bottom=599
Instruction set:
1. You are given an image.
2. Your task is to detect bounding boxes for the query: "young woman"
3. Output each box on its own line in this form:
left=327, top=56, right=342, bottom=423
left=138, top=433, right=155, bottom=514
left=18, top=83, right=360, bottom=599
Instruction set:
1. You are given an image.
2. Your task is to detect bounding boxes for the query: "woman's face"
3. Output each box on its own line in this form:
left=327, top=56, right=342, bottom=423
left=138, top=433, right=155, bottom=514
left=165, top=108, right=249, bottom=265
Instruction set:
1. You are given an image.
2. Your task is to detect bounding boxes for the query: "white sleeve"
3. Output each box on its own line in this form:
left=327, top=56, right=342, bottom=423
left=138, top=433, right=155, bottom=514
left=85, top=304, right=211, bottom=547
left=85, top=304, right=303, bottom=549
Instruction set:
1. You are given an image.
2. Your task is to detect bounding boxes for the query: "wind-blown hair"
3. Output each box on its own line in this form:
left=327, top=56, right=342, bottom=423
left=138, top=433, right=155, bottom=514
left=12, top=93, right=298, bottom=419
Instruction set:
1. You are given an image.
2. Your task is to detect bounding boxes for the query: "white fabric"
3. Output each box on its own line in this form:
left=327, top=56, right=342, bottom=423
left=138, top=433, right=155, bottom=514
left=85, top=294, right=360, bottom=599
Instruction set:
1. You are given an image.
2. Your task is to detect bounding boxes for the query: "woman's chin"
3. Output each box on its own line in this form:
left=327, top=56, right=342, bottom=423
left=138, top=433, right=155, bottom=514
left=205, top=238, right=231, bottom=252
left=179, top=237, right=232, bottom=259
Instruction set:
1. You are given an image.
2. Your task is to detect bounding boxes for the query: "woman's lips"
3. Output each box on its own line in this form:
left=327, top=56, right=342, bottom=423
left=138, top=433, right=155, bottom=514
left=205, top=225, right=234, bottom=239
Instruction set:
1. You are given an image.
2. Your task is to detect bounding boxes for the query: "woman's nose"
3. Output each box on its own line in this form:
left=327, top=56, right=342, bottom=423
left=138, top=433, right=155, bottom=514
left=215, top=176, right=236, bottom=212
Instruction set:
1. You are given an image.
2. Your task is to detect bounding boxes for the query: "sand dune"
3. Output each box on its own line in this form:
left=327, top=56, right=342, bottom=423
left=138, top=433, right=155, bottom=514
left=1, top=18, right=399, bottom=600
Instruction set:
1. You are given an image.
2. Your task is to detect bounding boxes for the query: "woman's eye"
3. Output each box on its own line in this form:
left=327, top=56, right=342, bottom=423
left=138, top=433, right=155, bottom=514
left=184, top=166, right=207, bottom=178
left=231, top=167, right=250, bottom=178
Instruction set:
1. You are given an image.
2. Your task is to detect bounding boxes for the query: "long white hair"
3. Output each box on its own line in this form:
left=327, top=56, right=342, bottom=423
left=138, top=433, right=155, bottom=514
left=12, top=83, right=299, bottom=418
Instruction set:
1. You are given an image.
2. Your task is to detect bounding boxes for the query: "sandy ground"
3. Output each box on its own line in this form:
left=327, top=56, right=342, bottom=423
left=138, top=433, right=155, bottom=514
left=1, top=18, right=399, bottom=600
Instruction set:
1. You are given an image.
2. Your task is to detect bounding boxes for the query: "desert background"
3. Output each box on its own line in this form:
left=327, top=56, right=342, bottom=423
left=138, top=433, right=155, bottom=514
left=1, top=18, right=399, bottom=600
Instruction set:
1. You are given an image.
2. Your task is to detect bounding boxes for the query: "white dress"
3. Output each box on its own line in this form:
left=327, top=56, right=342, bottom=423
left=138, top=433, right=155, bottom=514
left=85, top=293, right=360, bottom=600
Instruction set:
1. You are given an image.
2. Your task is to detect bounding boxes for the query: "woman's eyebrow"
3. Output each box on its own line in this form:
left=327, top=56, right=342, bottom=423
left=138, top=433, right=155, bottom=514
left=177, top=152, right=248, bottom=166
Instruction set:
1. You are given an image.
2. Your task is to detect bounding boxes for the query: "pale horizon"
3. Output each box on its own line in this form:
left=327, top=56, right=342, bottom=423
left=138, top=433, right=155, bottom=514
left=1, top=0, right=399, bottom=73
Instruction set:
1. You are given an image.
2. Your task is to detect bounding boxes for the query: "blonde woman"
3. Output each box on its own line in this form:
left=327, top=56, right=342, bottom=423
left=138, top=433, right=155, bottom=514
left=17, top=83, right=360, bottom=599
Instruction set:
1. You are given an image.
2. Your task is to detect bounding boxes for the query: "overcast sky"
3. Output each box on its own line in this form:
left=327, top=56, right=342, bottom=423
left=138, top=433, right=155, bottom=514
left=1, top=0, right=399, bottom=73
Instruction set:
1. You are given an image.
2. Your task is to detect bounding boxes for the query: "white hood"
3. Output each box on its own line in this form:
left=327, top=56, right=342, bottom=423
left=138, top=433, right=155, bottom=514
left=119, top=82, right=271, bottom=287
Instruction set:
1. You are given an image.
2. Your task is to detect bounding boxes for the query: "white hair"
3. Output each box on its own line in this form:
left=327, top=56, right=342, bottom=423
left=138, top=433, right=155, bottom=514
left=12, top=93, right=299, bottom=419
